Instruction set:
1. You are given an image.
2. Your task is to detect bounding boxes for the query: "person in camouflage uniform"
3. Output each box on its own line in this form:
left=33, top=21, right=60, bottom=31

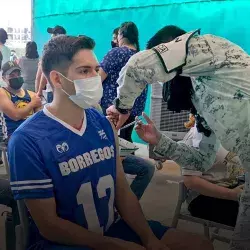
left=107, top=25, right=250, bottom=249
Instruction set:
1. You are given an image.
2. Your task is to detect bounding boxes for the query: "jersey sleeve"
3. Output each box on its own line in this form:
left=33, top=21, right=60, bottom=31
left=8, top=132, right=54, bottom=200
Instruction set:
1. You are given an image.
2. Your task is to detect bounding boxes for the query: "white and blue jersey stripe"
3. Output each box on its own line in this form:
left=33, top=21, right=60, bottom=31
left=10, top=179, right=54, bottom=191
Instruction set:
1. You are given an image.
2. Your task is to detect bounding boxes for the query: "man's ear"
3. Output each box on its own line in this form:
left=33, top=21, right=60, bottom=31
left=49, top=71, right=62, bottom=89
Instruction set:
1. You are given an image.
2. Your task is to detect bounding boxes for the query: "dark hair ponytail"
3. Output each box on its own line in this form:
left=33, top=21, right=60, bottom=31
left=26, top=41, right=39, bottom=59
left=134, top=40, right=140, bottom=52
left=146, top=25, right=186, bottom=49
left=119, top=22, right=140, bottom=51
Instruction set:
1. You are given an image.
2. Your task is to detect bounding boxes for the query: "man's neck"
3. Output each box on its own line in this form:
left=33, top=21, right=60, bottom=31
left=47, top=94, right=85, bottom=129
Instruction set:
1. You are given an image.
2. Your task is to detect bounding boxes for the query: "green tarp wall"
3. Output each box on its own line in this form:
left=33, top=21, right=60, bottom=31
left=33, top=0, right=250, bottom=143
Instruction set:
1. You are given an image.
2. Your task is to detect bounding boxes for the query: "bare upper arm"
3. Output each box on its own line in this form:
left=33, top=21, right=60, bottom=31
left=36, top=64, right=47, bottom=93
left=40, top=73, right=47, bottom=87
left=25, top=198, right=58, bottom=235
left=35, top=63, right=42, bottom=83
left=183, top=175, right=215, bottom=190
left=0, top=89, right=21, bottom=120
left=183, top=175, right=201, bottom=189
left=107, top=119, right=128, bottom=187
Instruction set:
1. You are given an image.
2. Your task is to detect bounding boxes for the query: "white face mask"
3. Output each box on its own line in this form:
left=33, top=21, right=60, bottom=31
left=59, top=73, right=103, bottom=109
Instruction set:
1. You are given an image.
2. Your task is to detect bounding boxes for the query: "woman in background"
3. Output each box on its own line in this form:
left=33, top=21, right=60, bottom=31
left=0, top=28, right=11, bottom=67
left=99, top=22, right=148, bottom=142
left=0, top=29, right=11, bottom=89
left=18, top=41, right=39, bottom=92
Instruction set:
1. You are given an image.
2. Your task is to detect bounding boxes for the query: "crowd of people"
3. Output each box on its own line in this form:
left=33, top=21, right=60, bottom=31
left=0, top=21, right=248, bottom=250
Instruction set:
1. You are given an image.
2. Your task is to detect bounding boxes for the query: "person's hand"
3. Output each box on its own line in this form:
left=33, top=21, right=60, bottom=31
left=135, top=113, right=162, bottom=145
left=231, top=184, right=244, bottom=201
left=31, top=94, right=42, bottom=108
left=106, top=105, right=130, bottom=130
left=36, top=88, right=43, bottom=97
left=144, top=236, right=170, bottom=250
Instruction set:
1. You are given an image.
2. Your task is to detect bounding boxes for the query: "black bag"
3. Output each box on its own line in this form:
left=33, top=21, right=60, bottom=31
left=162, top=75, right=194, bottom=113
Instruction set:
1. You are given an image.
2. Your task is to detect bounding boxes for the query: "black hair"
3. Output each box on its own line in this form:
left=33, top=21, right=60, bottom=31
left=41, top=35, right=95, bottom=81
left=113, top=27, right=119, bottom=36
left=26, top=41, right=39, bottom=59
left=146, top=25, right=186, bottom=49
left=0, top=28, right=8, bottom=44
left=119, top=22, right=140, bottom=51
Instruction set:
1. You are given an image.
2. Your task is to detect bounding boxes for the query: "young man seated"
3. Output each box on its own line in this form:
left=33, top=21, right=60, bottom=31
left=183, top=126, right=244, bottom=227
left=8, top=35, right=213, bottom=250
left=0, top=61, right=42, bottom=139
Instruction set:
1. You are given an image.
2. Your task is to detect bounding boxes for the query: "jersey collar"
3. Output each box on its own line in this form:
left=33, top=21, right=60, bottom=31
left=43, top=105, right=87, bottom=136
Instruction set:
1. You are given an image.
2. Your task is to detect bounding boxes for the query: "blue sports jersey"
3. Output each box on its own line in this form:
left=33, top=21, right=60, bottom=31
left=8, top=107, right=117, bottom=241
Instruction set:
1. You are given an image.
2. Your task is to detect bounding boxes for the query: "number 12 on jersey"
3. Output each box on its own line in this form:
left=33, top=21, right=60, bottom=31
left=76, top=174, right=115, bottom=234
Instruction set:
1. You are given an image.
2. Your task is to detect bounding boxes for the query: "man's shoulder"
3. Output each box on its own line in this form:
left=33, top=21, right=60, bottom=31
left=0, top=87, right=7, bottom=94
left=12, top=110, right=55, bottom=141
left=0, top=87, right=10, bottom=99
left=86, top=108, right=116, bottom=138
left=87, top=108, right=109, bottom=127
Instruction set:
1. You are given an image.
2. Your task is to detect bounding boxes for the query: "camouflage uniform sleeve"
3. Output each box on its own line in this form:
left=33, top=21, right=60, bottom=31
left=116, top=35, right=216, bottom=110
left=153, top=129, right=220, bottom=172
left=116, top=50, right=177, bottom=109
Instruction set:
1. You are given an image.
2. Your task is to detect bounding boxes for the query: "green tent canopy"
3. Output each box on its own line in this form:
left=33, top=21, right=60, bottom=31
left=33, top=0, right=250, bottom=143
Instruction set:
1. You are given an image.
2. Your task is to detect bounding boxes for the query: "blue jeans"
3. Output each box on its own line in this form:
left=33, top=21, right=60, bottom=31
left=47, top=92, right=53, bottom=103
left=122, top=155, right=155, bottom=200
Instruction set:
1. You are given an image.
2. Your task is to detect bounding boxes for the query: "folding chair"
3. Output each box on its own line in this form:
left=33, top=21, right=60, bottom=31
left=163, top=174, right=234, bottom=243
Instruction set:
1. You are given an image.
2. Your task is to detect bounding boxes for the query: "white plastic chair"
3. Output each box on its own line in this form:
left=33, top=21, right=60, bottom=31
left=164, top=174, right=234, bottom=243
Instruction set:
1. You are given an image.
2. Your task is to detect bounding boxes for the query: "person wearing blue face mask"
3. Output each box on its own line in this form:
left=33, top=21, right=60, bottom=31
left=8, top=35, right=213, bottom=250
